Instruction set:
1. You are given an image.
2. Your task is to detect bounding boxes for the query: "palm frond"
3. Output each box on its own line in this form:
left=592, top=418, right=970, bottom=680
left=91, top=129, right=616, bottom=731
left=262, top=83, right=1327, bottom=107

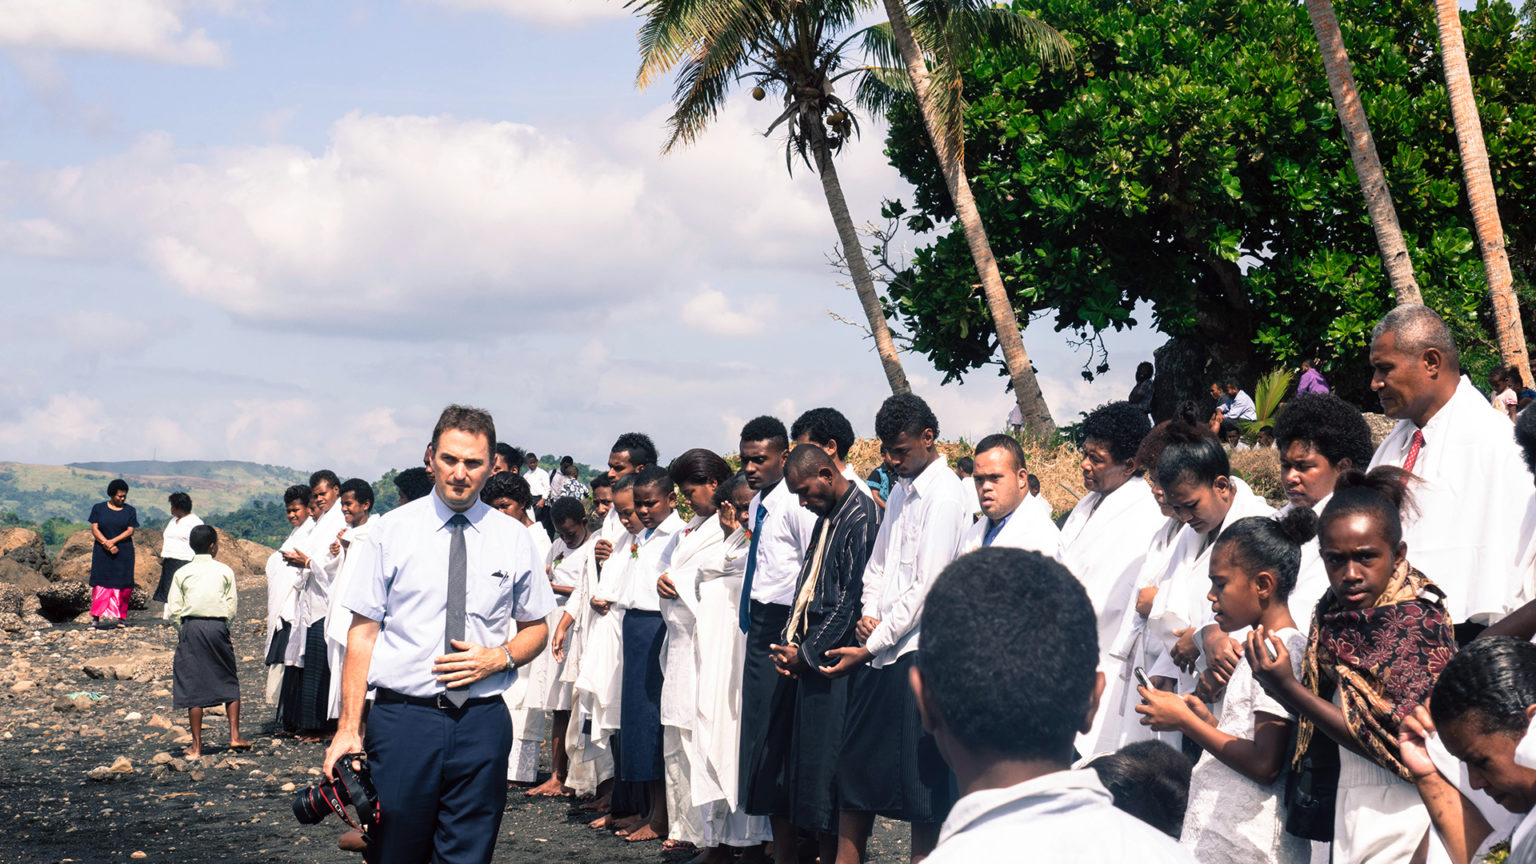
left=849, top=64, right=913, bottom=119
left=1239, top=369, right=1296, bottom=437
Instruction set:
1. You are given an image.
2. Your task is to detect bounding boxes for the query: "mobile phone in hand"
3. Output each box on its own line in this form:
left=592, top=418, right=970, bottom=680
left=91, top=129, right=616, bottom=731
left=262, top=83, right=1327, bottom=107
left=1134, top=666, right=1152, bottom=690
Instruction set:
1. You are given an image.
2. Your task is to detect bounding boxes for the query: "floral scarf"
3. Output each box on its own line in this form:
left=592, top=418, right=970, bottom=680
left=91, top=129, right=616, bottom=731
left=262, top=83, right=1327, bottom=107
left=1295, top=560, right=1456, bottom=781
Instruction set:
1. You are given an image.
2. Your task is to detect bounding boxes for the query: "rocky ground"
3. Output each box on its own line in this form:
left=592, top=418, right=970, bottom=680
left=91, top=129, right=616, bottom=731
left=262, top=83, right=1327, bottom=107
left=0, top=607, right=912, bottom=864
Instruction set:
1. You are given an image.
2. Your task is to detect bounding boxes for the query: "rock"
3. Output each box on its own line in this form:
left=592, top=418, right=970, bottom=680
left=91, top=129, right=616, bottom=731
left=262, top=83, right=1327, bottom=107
left=170, top=758, right=189, bottom=772
left=10, top=680, right=34, bottom=692
left=53, top=696, right=79, bottom=713
left=0, top=581, right=24, bottom=617
left=0, top=526, right=51, bottom=578
left=189, top=769, right=205, bottom=782
left=235, top=539, right=278, bottom=574
left=37, top=581, right=91, bottom=622
left=0, top=610, right=24, bottom=632
left=0, top=560, right=48, bottom=596
left=80, top=726, right=106, bottom=737
left=109, top=755, right=133, bottom=773
left=280, top=782, right=296, bottom=792
left=83, top=651, right=172, bottom=680
left=86, top=766, right=114, bottom=781
left=215, top=758, right=238, bottom=771
left=130, top=851, right=147, bottom=859
left=168, top=727, right=192, bottom=744
left=149, top=764, right=169, bottom=779
left=151, top=751, right=173, bottom=765
left=1363, top=412, right=1396, bottom=450
left=204, top=703, right=226, bottom=716
left=125, top=711, right=142, bottom=721
left=147, top=714, right=173, bottom=729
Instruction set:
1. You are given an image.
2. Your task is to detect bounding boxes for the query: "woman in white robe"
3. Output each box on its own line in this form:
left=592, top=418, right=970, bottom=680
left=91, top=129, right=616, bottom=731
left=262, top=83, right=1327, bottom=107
left=689, top=476, right=772, bottom=857
left=656, top=449, right=733, bottom=850
left=263, top=497, right=311, bottom=707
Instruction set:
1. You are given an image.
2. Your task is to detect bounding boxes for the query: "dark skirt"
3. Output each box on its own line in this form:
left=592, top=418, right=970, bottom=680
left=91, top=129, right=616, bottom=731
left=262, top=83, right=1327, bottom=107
left=173, top=618, right=239, bottom=709
left=89, top=542, right=135, bottom=590
left=265, top=621, right=291, bottom=666
left=618, top=610, right=665, bottom=783
left=837, top=652, right=956, bottom=823
left=787, top=667, right=850, bottom=833
left=276, top=620, right=332, bottom=732
left=154, top=558, right=189, bottom=603
left=739, top=600, right=792, bottom=814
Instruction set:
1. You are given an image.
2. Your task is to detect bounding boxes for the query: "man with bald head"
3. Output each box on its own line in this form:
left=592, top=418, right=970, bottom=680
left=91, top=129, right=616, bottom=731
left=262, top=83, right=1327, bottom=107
left=749, top=445, right=880, bottom=863
left=1366, top=303, right=1534, bottom=637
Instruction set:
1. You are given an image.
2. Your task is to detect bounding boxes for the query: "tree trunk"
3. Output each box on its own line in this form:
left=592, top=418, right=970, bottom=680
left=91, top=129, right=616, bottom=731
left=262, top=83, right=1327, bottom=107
left=879, top=0, right=1056, bottom=436
left=1304, top=0, right=1423, bottom=305
left=1434, top=0, right=1532, bottom=387
left=809, top=113, right=912, bottom=396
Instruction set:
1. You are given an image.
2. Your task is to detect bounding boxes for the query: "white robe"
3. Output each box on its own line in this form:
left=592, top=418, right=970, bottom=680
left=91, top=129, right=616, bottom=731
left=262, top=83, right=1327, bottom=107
left=1056, top=478, right=1172, bottom=756
left=658, top=514, right=724, bottom=846
left=324, top=517, right=376, bottom=719
left=520, top=533, right=591, bottom=713
left=572, top=525, right=636, bottom=754
left=263, top=518, right=311, bottom=704
left=1084, top=516, right=1187, bottom=757
left=561, top=512, right=628, bottom=792
left=284, top=501, right=345, bottom=668
left=1275, top=497, right=1331, bottom=634
left=960, top=503, right=1062, bottom=560
left=690, top=526, right=772, bottom=846
left=1146, top=478, right=1273, bottom=691
left=1369, top=375, right=1536, bottom=623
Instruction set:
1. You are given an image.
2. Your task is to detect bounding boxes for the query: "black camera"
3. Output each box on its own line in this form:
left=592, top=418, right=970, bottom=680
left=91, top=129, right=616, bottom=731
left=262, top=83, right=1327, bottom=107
left=293, top=753, right=380, bottom=837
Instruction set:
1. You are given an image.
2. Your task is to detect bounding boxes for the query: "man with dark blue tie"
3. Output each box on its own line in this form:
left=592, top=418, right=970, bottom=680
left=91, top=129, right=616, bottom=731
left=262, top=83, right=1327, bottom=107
left=735, top=415, right=817, bottom=863
left=322, top=404, right=555, bottom=864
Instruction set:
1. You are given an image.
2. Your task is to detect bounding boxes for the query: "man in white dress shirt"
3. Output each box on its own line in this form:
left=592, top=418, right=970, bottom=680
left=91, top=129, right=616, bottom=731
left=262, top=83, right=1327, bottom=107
left=954, top=456, right=983, bottom=521
left=791, top=406, right=874, bottom=501
left=823, top=393, right=969, bottom=863
left=1366, top=304, right=1535, bottom=637
left=959, top=435, right=1060, bottom=558
left=736, top=415, right=818, bottom=858
left=912, top=547, right=1193, bottom=863
left=324, top=404, right=555, bottom=864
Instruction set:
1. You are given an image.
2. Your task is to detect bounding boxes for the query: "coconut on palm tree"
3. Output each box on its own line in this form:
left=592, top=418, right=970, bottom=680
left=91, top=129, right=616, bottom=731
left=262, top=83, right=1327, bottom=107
left=630, top=0, right=915, bottom=395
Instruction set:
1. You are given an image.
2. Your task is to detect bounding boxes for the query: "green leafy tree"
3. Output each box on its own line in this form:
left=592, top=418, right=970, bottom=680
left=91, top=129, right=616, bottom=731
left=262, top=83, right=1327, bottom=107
left=883, top=0, right=1536, bottom=401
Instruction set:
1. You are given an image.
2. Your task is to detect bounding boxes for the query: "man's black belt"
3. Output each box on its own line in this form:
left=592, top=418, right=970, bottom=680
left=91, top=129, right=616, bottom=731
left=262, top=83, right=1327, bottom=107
left=374, top=688, right=502, bottom=710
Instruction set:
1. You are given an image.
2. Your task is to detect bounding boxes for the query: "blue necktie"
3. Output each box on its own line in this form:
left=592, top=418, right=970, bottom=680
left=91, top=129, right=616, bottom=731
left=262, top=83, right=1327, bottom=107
left=739, top=501, right=768, bottom=633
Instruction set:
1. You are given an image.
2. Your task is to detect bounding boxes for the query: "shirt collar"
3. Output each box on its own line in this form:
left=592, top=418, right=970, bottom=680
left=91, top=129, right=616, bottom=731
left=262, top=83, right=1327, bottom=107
left=939, top=768, right=1113, bottom=846
left=190, top=553, right=214, bottom=562
left=431, top=489, right=488, bottom=531
left=906, top=455, right=951, bottom=497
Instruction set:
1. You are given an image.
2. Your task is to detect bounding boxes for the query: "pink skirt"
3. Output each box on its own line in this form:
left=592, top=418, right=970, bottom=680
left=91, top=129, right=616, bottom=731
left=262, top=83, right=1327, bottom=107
left=90, top=586, right=132, bottom=619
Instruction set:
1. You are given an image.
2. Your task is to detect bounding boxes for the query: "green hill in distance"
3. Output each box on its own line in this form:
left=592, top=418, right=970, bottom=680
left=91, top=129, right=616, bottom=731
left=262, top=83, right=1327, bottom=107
left=0, top=460, right=309, bottom=526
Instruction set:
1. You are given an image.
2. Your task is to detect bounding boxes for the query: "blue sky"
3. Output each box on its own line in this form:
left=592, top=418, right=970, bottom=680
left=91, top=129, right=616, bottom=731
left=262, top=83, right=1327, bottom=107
left=0, top=0, right=1158, bottom=478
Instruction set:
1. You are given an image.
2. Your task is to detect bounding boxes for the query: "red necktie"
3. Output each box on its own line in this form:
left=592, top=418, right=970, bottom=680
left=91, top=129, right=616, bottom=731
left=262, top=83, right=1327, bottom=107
left=1402, top=429, right=1425, bottom=473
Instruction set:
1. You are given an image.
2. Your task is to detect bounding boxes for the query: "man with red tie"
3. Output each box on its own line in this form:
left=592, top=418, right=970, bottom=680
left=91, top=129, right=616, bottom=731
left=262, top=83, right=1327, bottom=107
left=1366, top=304, right=1534, bottom=641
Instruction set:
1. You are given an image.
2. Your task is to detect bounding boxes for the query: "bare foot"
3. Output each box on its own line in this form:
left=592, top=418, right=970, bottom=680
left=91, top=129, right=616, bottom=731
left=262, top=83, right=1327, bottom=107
left=229, top=738, right=253, bottom=749
left=688, top=847, right=734, bottom=864
left=623, top=824, right=662, bottom=843
left=611, top=814, right=645, bottom=835
left=182, top=749, right=201, bottom=760
left=579, top=793, right=611, bottom=812
left=589, top=814, right=615, bottom=830
left=525, top=776, right=567, bottom=797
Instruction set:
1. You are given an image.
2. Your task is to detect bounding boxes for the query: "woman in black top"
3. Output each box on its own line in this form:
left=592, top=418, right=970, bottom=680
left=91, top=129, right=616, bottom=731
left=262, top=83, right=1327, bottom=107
left=88, top=478, right=139, bottom=629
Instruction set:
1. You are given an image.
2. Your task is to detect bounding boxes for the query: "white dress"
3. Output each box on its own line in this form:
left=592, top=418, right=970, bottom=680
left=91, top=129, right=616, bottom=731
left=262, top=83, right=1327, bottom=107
left=690, top=527, right=771, bottom=847
left=1180, top=627, right=1309, bottom=864
left=504, top=520, right=554, bottom=782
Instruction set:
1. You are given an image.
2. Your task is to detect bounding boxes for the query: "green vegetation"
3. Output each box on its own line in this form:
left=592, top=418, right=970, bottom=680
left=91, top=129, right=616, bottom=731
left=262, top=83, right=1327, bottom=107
left=881, top=0, right=1536, bottom=399
left=0, top=460, right=307, bottom=526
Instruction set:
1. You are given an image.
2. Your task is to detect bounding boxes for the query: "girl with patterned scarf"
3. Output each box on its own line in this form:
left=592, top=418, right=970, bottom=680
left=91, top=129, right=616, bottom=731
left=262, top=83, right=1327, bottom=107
left=1248, top=468, right=1457, bottom=864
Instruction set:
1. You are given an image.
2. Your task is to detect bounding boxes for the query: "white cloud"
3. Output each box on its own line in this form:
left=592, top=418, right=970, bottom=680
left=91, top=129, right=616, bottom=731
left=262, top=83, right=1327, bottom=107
left=424, top=0, right=629, bottom=27
left=680, top=287, right=775, bottom=337
left=0, top=101, right=904, bottom=337
left=0, top=392, right=110, bottom=461
left=0, top=0, right=238, bottom=66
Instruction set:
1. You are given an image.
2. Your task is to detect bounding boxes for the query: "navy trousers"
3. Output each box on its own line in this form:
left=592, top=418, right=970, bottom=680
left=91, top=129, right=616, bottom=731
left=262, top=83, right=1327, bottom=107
left=364, top=698, right=512, bottom=864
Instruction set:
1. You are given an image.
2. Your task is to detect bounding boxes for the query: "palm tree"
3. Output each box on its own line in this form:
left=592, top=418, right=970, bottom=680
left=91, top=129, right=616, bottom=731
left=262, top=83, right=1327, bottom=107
left=630, top=0, right=912, bottom=396
left=1303, top=0, right=1422, bottom=305
left=874, top=0, right=1071, bottom=437
left=1432, top=0, right=1531, bottom=387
